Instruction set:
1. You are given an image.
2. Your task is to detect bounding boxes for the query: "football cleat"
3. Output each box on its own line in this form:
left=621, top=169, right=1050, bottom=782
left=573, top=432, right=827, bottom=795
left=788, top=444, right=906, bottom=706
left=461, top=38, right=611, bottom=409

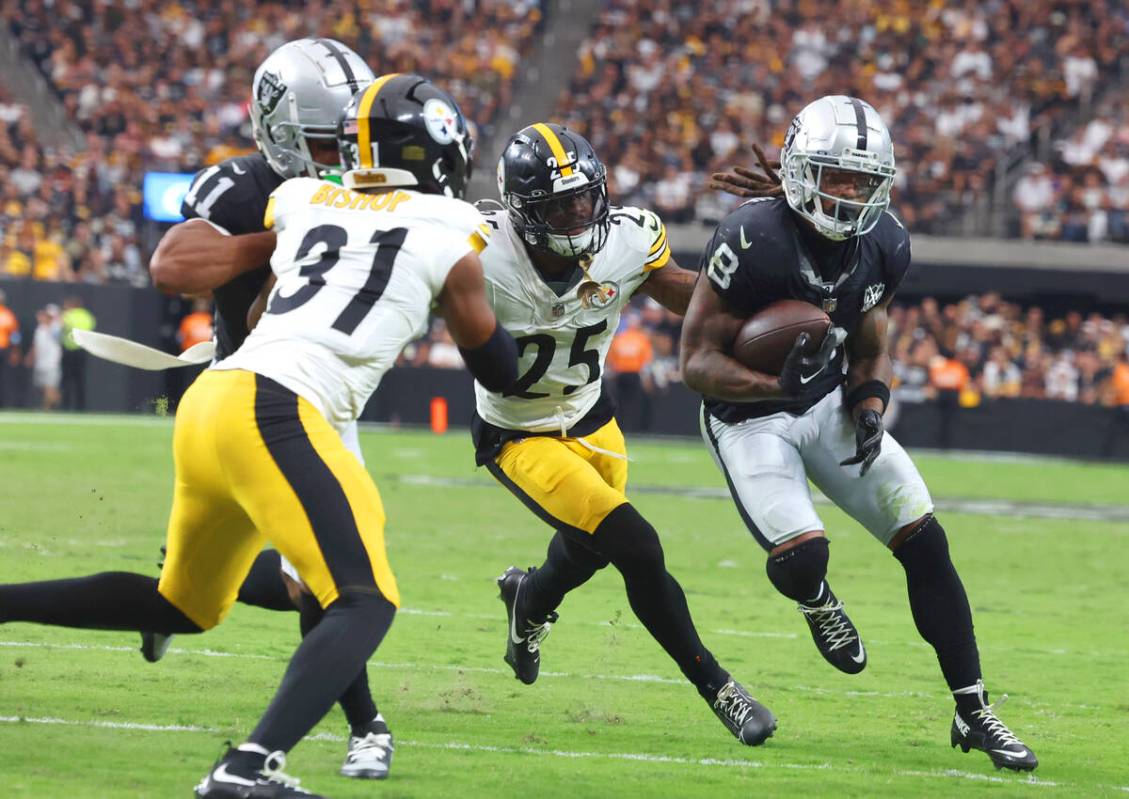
left=497, top=566, right=558, bottom=685
left=339, top=720, right=393, bottom=780
left=709, top=679, right=777, bottom=746
left=951, top=680, right=1038, bottom=771
left=140, top=631, right=173, bottom=663
left=796, top=586, right=866, bottom=674
left=195, top=748, right=322, bottom=798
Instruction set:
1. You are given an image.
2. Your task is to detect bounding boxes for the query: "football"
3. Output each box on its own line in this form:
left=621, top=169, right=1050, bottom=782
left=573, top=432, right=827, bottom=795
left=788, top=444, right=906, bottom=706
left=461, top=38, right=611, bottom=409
left=731, top=300, right=831, bottom=374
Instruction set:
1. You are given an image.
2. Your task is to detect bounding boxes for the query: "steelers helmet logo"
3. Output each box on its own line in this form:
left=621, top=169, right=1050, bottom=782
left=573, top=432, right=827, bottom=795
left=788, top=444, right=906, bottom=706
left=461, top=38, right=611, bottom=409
left=423, top=98, right=461, bottom=145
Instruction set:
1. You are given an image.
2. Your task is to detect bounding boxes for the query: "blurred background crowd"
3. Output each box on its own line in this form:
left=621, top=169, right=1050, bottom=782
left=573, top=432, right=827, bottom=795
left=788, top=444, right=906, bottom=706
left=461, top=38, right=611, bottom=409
left=1, top=0, right=1128, bottom=416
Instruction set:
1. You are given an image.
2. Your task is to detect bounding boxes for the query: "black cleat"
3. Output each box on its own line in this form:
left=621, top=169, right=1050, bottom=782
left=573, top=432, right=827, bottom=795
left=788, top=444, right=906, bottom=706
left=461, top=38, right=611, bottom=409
left=497, top=566, right=558, bottom=685
left=951, top=680, right=1038, bottom=771
left=709, top=679, right=777, bottom=746
left=140, top=631, right=173, bottom=663
left=195, top=748, right=323, bottom=798
left=796, top=586, right=866, bottom=674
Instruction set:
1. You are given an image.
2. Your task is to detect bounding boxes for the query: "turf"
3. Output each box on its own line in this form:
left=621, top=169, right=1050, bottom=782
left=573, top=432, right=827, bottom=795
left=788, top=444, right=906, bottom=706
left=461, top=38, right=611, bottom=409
left=0, top=412, right=1126, bottom=797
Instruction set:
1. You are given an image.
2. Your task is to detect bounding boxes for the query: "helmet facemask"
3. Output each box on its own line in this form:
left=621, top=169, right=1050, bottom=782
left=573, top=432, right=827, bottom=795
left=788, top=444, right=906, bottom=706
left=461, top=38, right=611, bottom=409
left=511, top=180, right=610, bottom=258
left=782, top=152, right=894, bottom=240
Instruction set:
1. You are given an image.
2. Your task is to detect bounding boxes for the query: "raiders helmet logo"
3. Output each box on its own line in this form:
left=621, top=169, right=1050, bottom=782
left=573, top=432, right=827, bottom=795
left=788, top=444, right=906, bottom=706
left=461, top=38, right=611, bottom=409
left=256, top=70, right=287, bottom=115
left=861, top=282, right=885, bottom=312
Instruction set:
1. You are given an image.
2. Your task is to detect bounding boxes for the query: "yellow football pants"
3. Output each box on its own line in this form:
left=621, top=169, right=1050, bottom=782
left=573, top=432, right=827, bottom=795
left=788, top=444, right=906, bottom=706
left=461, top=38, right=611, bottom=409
left=158, top=369, right=399, bottom=629
left=487, top=419, right=629, bottom=534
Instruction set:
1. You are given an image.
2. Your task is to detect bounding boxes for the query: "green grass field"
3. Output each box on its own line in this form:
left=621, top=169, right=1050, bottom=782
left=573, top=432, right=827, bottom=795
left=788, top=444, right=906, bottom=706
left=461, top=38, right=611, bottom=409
left=1, top=412, right=1127, bottom=797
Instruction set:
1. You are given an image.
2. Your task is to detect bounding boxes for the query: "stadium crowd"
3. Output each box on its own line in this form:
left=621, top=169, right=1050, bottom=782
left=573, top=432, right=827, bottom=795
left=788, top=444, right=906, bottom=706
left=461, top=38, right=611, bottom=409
left=0, top=0, right=543, bottom=285
left=405, top=292, right=1129, bottom=410
left=556, top=0, right=1128, bottom=236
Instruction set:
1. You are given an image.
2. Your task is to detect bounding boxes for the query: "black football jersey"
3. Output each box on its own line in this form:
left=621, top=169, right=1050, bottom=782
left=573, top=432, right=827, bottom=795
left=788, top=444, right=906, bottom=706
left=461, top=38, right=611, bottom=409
left=700, top=197, right=911, bottom=422
left=180, top=154, right=284, bottom=360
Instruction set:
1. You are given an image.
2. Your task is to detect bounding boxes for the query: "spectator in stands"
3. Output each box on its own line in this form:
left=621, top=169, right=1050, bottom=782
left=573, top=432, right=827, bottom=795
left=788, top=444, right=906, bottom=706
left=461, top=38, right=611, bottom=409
left=25, top=303, right=62, bottom=410
left=423, top=319, right=464, bottom=370
left=177, top=298, right=213, bottom=352
left=60, top=295, right=95, bottom=410
left=0, top=288, right=20, bottom=406
left=607, top=312, right=653, bottom=432
left=981, top=346, right=1022, bottom=398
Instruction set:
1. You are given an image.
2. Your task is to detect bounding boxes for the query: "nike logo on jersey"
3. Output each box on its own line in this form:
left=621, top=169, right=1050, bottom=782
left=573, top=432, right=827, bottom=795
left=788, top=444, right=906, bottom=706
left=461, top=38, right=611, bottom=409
left=209, top=764, right=257, bottom=787
left=739, top=226, right=753, bottom=250
left=849, top=640, right=866, bottom=664
left=230, top=163, right=246, bottom=175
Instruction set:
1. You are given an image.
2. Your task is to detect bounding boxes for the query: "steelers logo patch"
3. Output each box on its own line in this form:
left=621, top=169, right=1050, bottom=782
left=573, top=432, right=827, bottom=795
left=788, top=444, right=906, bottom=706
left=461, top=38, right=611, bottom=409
left=423, top=98, right=461, bottom=145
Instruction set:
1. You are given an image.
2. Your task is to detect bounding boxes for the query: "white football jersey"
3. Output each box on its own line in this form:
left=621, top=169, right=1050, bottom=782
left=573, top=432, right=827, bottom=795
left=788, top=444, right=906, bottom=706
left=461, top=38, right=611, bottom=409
left=474, top=205, right=671, bottom=432
left=216, top=177, right=487, bottom=431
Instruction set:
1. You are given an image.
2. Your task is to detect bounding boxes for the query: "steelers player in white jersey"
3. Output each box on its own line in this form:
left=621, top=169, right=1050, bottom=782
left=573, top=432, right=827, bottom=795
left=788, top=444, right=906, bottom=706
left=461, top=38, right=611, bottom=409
left=0, top=75, right=517, bottom=799
left=475, top=123, right=776, bottom=747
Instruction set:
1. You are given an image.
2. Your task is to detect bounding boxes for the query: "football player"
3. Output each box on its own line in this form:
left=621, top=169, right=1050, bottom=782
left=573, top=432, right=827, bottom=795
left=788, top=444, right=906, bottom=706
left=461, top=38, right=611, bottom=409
left=0, top=75, right=517, bottom=798
left=475, top=123, right=776, bottom=746
left=680, top=95, right=1037, bottom=770
left=146, top=39, right=397, bottom=779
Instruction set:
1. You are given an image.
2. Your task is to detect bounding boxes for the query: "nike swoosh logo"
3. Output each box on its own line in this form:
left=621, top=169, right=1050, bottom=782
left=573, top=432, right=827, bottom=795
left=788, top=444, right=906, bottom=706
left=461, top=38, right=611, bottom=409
left=849, top=641, right=866, bottom=664
left=509, top=578, right=526, bottom=645
left=799, top=366, right=825, bottom=385
left=739, top=226, right=753, bottom=250
left=231, top=163, right=246, bottom=175
left=992, top=747, right=1030, bottom=758
left=211, top=764, right=257, bottom=787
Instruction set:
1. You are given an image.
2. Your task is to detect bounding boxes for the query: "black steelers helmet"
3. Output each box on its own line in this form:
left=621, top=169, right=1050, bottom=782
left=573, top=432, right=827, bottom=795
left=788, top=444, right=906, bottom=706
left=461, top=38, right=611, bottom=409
left=338, top=74, right=473, bottom=198
left=497, top=123, right=609, bottom=258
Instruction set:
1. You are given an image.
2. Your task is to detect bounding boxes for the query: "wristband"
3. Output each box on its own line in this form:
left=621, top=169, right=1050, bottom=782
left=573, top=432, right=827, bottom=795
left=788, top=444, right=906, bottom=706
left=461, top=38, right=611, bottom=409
left=844, top=380, right=890, bottom=413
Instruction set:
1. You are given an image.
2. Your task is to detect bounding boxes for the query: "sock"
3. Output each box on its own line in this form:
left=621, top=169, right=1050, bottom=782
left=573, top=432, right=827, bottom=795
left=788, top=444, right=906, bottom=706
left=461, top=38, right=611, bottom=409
left=765, top=537, right=829, bottom=604
left=0, top=572, right=202, bottom=633
left=223, top=743, right=269, bottom=776
left=952, top=680, right=989, bottom=717
left=236, top=550, right=295, bottom=611
left=522, top=531, right=609, bottom=620
left=590, top=504, right=728, bottom=699
left=252, top=590, right=394, bottom=752
left=892, top=515, right=982, bottom=693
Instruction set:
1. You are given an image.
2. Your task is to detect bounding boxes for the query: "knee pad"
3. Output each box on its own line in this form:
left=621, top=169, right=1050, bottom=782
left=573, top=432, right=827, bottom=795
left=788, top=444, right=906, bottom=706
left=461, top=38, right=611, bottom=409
left=765, top=537, right=829, bottom=603
left=892, top=515, right=951, bottom=570
left=592, top=504, right=665, bottom=574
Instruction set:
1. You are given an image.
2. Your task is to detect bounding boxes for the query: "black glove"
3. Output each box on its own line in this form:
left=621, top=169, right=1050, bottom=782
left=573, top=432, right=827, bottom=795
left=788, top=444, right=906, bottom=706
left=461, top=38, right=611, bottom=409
left=778, top=327, right=846, bottom=398
left=840, top=408, right=884, bottom=476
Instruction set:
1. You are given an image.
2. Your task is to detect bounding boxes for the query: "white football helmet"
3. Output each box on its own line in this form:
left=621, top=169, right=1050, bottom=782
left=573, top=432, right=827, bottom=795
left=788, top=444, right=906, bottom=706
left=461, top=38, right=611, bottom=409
left=250, top=38, right=374, bottom=179
left=780, top=95, right=896, bottom=240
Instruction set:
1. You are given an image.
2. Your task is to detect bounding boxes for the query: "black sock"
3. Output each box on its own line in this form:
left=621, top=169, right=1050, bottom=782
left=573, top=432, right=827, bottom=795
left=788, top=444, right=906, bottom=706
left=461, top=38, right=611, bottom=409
left=237, top=551, right=295, bottom=612
left=0, top=572, right=202, bottom=633
left=591, top=505, right=728, bottom=699
left=892, top=515, right=982, bottom=693
left=765, top=537, right=829, bottom=605
left=522, top=531, right=609, bottom=620
left=296, top=591, right=380, bottom=735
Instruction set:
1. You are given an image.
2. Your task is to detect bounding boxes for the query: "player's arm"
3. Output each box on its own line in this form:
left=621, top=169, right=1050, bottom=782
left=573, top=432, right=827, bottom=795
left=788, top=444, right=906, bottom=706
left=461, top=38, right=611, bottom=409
left=636, top=257, right=696, bottom=315
left=680, top=274, right=784, bottom=402
left=247, top=273, right=277, bottom=331
left=838, top=298, right=893, bottom=476
left=436, top=251, right=518, bottom=392
left=149, top=220, right=276, bottom=295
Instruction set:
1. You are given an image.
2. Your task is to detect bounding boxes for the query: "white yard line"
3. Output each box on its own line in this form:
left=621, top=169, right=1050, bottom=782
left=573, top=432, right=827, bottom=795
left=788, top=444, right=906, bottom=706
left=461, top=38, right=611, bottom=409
left=0, top=714, right=1064, bottom=788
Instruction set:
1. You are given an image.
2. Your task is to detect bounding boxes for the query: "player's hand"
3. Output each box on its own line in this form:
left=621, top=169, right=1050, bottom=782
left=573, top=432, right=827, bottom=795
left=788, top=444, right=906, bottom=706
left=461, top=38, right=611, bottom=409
left=840, top=408, right=884, bottom=476
left=709, top=144, right=783, bottom=198
left=778, top=327, right=846, bottom=398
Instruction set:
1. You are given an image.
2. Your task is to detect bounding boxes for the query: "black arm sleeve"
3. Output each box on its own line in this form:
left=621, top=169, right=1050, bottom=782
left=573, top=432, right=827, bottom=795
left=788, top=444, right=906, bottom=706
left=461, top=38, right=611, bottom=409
left=460, top=323, right=519, bottom=393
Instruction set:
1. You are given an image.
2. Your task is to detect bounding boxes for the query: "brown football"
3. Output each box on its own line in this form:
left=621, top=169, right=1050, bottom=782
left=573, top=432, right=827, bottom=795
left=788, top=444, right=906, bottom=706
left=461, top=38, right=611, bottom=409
left=732, top=300, right=831, bottom=374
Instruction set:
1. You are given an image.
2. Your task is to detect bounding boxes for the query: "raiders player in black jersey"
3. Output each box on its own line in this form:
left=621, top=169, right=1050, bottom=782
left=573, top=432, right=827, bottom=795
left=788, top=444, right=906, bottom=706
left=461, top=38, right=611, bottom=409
left=681, top=96, right=1037, bottom=772
left=148, top=39, right=397, bottom=786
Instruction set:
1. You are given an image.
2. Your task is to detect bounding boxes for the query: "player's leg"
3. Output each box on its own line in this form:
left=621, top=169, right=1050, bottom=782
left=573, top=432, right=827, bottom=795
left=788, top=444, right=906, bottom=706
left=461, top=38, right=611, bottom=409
left=701, top=405, right=866, bottom=674
left=804, top=398, right=1037, bottom=770
left=490, top=421, right=774, bottom=745
left=1, top=372, right=261, bottom=636
left=196, top=375, right=398, bottom=795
